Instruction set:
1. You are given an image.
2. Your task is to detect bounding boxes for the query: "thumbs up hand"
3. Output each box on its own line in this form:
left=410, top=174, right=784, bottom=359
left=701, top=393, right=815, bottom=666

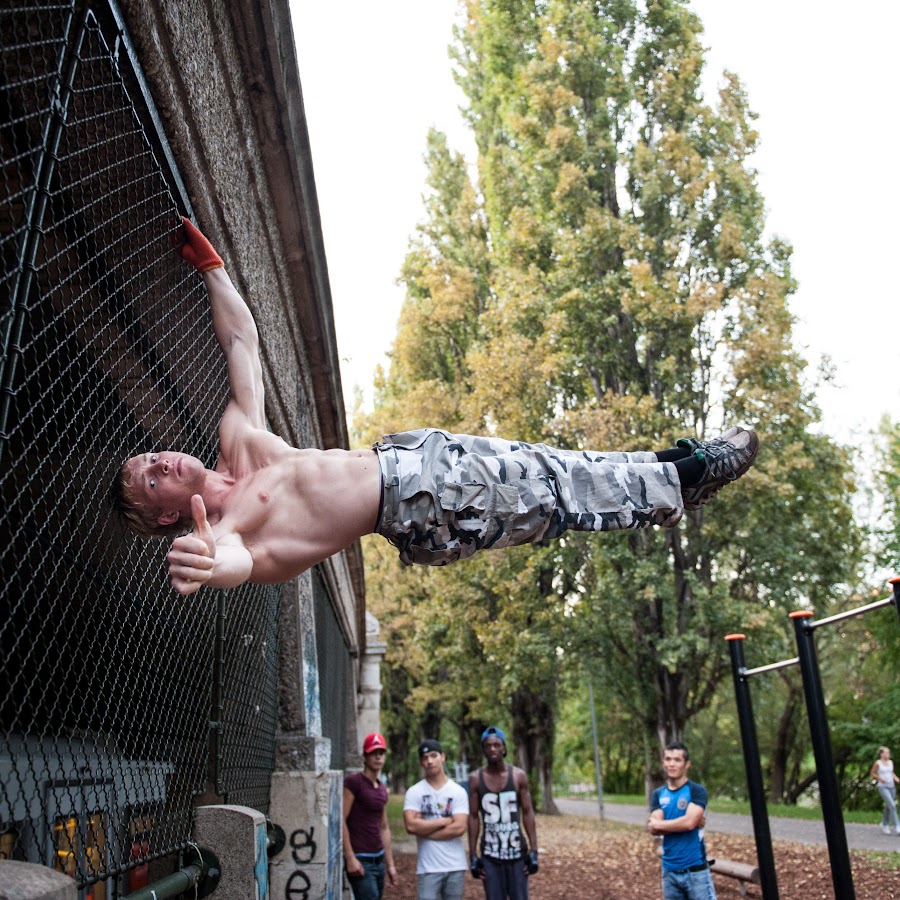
left=167, top=495, right=217, bottom=595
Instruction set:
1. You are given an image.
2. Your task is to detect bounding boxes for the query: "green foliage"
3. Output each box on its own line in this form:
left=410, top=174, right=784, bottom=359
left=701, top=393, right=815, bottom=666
left=554, top=678, right=647, bottom=795
left=359, top=0, right=863, bottom=802
left=874, top=417, right=900, bottom=577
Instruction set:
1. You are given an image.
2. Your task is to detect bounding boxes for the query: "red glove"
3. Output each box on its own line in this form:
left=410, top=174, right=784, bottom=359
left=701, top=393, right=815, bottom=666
left=179, top=216, right=224, bottom=272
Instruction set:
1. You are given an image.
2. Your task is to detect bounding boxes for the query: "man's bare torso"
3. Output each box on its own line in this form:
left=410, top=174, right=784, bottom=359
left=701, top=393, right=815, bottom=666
left=213, top=428, right=381, bottom=583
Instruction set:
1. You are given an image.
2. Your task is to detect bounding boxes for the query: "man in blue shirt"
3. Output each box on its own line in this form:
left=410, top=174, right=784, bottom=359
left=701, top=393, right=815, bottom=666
left=648, top=741, right=717, bottom=900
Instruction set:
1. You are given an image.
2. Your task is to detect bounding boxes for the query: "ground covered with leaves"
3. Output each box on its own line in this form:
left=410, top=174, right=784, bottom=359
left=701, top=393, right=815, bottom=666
left=389, top=814, right=899, bottom=899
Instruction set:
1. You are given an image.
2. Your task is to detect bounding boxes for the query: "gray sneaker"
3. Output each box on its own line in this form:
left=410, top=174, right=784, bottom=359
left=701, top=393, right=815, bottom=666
left=678, top=426, right=760, bottom=510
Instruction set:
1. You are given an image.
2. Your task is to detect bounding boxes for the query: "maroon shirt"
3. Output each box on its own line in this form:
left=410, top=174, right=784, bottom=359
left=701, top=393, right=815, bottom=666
left=345, top=772, right=388, bottom=853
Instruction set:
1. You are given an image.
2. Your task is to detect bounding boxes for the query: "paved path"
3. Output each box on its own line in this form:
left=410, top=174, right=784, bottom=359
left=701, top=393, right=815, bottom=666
left=556, top=798, right=900, bottom=852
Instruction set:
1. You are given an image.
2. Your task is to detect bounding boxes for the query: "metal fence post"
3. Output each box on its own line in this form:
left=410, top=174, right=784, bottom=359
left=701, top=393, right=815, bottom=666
left=789, top=611, right=855, bottom=900
left=725, top=634, right=780, bottom=900
left=588, top=681, right=605, bottom=821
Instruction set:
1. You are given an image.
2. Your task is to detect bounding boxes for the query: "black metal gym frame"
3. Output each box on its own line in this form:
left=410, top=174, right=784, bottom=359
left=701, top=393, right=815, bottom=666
left=726, top=577, right=900, bottom=900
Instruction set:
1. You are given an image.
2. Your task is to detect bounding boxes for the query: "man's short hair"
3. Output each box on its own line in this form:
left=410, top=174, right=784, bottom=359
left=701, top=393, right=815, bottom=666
left=664, top=740, right=690, bottom=760
left=110, top=461, right=190, bottom=539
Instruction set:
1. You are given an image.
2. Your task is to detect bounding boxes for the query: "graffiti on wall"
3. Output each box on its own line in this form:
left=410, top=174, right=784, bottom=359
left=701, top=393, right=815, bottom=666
left=327, top=779, right=342, bottom=900
left=282, top=825, right=317, bottom=899
left=255, top=820, right=270, bottom=900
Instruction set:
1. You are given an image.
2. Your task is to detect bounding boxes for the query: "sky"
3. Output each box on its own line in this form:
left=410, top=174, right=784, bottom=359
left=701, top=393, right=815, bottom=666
left=292, top=1, right=900, bottom=444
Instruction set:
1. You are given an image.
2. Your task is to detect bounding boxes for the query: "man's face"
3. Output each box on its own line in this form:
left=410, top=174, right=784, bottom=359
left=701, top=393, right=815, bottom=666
left=125, top=452, right=206, bottom=521
left=420, top=750, right=445, bottom=777
left=483, top=737, right=505, bottom=763
left=662, top=749, right=691, bottom=783
left=364, top=748, right=387, bottom=773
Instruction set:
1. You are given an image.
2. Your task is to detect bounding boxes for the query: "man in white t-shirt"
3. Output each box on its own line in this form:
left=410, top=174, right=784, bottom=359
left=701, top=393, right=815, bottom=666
left=403, top=739, right=470, bottom=900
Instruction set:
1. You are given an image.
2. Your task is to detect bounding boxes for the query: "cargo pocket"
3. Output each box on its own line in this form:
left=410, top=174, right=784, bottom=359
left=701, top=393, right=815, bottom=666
left=438, top=481, right=489, bottom=515
left=437, top=481, right=521, bottom=518
left=488, top=477, right=557, bottom=548
left=489, top=483, right=519, bottom=518
left=435, top=480, right=522, bottom=553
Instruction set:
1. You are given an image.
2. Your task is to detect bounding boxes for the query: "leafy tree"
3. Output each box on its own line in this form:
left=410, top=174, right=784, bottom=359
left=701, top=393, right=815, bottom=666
left=358, top=0, right=861, bottom=800
left=823, top=417, right=900, bottom=808
left=874, top=417, right=900, bottom=576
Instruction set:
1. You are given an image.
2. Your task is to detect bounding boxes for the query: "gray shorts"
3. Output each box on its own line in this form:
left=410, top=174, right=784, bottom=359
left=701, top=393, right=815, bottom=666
left=418, top=870, right=465, bottom=900
left=374, top=429, right=682, bottom=567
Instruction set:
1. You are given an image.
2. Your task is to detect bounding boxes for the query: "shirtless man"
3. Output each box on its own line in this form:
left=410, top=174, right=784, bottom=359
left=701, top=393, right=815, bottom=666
left=113, top=219, right=760, bottom=594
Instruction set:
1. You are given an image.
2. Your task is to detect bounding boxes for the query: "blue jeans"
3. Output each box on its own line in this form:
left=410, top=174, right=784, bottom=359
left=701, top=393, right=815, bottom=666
left=879, top=784, right=900, bottom=831
left=661, top=867, right=717, bottom=900
left=348, top=855, right=385, bottom=900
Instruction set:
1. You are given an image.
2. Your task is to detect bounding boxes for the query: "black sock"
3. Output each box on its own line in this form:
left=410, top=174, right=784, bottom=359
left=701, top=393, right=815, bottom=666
left=655, top=446, right=692, bottom=463
left=673, top=454, right=705, bottom=486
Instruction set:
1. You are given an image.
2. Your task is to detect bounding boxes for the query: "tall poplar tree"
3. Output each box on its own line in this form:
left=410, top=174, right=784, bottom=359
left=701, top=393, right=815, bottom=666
left=359, top=0, right=860, bottom=798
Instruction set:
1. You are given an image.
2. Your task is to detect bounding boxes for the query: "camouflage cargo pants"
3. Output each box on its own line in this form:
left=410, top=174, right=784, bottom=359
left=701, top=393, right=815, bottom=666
left=373, top=428, right=683, bottom=567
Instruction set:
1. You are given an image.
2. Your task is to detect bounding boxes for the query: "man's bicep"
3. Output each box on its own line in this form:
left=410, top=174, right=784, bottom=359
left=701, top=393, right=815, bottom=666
left=343, top=787, right=355, bottom=820
left=469, top=783, right=479, bottom=815
left=683, top=802, right=705, bottom=828
left=202, top=270, right=266, bottom=423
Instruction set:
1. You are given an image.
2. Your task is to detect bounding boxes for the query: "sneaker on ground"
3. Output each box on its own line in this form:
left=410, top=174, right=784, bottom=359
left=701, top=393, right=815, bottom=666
left=678, top=426, right=760, bottom=511
left=882, top=825, right=892, bottom=835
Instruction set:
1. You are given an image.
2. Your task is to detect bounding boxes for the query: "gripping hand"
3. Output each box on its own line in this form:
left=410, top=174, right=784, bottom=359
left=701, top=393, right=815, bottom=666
left=179, top=216, right=224, bottom=272
left=526, top=849, right=539, bottom=875
left=470, top=854, right=484, bottom=879
left=167, top=495, right=216, bottom=595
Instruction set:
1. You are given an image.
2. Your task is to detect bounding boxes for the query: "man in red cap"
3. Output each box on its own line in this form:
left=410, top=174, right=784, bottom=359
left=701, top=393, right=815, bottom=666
left=343, top=732, right=398, bottom=899
left=113, top=219, right=759, bottom=592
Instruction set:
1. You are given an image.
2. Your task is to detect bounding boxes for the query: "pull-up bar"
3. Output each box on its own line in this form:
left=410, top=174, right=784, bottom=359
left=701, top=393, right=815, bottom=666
left=806, top=592, right=897, bottom=630
left=726, top=577, right=900, bottom=900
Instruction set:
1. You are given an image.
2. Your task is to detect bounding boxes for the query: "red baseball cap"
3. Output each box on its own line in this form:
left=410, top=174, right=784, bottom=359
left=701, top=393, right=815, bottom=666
left=362, top=732, right=387, bottom=754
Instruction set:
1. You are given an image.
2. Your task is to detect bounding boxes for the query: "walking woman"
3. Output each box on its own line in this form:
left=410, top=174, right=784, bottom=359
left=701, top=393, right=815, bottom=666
left=870, top=746, right=900, bottom=835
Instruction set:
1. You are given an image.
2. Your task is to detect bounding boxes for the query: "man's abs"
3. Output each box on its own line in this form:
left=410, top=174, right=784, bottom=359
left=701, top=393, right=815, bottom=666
left=216, top=448, right=381, bottom=582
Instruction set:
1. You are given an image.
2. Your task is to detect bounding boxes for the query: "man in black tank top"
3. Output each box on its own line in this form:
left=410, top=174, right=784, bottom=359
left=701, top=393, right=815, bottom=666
left=467, top=727, right=539, bottom=899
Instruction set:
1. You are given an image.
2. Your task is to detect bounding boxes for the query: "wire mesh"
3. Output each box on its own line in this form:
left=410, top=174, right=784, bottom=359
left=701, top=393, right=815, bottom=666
left=1, top=1, right=281, bottom=892
left=313, top=570, right=351, bottom=772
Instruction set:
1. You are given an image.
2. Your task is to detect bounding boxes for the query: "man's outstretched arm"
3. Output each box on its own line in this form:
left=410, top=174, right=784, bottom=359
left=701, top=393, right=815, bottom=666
left=180, top=218, right=266, bottom=430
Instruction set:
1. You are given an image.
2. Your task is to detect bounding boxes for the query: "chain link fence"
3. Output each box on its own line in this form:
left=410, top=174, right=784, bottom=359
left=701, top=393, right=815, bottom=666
left=313, top=570, right=352, bottom=772
left=1, top=1, right=281, bottom=893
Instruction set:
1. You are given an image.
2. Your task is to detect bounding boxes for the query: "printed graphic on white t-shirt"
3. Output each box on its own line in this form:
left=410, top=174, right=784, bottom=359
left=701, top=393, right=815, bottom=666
left=403, top=779, right=469, bottom=875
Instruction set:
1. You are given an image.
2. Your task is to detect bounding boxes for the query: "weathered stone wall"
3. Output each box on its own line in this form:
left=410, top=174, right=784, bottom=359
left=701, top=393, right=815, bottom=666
left=114, top=2, right=367, bottom=896
left=115, top=0, right=365, bottom=730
